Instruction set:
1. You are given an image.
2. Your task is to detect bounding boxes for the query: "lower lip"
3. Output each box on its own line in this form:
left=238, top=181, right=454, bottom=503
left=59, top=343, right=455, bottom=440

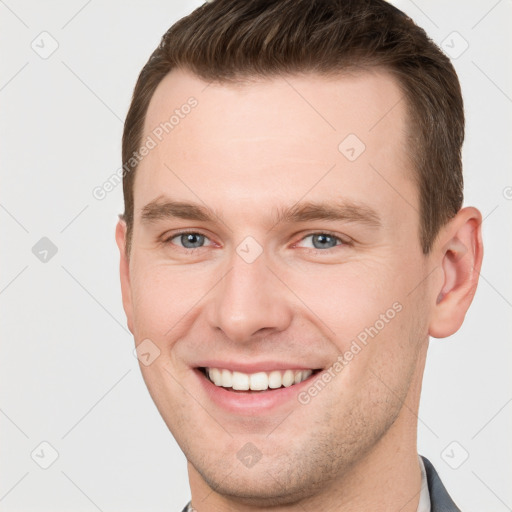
left=194, top=368, right=319, bottom=416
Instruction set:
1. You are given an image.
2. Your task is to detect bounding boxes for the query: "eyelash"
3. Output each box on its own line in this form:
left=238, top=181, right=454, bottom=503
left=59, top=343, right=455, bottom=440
left=161, top=230, right=351, bottom=254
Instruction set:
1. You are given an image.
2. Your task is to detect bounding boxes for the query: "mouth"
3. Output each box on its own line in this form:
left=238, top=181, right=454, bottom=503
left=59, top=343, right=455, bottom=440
left=198, top=366, right=322, bottom=393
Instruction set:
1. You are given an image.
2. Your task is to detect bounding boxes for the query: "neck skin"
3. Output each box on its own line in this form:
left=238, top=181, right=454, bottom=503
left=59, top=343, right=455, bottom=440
left=188, top=344, right=428, bottom=512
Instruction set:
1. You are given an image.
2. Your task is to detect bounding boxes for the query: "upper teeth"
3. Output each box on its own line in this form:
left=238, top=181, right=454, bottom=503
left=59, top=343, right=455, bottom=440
left=206, top=368, right=313, bottom=391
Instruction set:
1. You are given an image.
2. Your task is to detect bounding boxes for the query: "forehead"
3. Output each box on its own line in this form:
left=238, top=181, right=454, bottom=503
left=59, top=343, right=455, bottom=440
left=143, top=67, right=408, bottom=149
left=135, top=67, right=414, bottom=229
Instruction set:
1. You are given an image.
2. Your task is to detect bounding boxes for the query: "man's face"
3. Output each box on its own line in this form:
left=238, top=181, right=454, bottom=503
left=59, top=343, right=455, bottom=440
left=117, top=68, right=435, bottom=504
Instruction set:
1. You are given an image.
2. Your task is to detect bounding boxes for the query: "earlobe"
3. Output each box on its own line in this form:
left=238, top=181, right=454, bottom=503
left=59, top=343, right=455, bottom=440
left=428, top=207, right=484, bottom=339
left=115, top=218, right=134, bottom=334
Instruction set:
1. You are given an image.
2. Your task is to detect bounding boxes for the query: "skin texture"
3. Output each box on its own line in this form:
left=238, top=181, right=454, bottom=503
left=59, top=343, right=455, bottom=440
left=116, top=68, right=483, bottom=511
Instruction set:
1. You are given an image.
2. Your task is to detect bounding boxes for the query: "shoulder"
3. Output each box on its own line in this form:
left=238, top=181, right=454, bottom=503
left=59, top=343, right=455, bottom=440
left=421, top=456, right=462, bottom=512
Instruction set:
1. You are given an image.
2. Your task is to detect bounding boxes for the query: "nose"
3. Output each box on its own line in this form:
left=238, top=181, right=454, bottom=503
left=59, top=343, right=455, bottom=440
left=206, top=248, right=294, bottom=344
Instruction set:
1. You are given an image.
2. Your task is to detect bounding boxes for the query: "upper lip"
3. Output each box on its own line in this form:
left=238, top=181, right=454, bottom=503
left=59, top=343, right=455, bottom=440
left=194, top=361, right=322, bottom=373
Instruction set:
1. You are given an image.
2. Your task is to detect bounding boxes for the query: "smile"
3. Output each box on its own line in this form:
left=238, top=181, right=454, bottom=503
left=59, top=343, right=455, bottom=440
left=199, top=367, right=321, bottom=392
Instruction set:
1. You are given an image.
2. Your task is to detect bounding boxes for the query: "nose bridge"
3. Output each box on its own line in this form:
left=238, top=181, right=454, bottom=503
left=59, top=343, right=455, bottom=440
left=207, top=246, right=293, bottom=343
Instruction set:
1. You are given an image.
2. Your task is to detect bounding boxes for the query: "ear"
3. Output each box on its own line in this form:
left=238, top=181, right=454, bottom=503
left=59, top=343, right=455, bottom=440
left=428, top=207, right=484, bottom=338
left=115, top=218, right=134, bottom=334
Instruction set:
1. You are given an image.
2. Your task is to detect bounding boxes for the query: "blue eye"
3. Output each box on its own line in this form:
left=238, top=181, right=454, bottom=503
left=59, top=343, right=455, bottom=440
left=162, top=231, right=347, bottom=253
left=297, top=233, right=344, bottom=250
left=167, top=232, right=211, bottom=249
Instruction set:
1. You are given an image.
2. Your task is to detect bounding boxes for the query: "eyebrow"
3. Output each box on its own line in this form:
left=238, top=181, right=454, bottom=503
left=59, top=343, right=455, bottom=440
left=140, top=196, right=382, bottom=230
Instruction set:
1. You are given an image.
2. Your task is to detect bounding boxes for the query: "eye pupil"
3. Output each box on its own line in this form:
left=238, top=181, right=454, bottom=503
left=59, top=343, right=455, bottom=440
left=181, top=233, right=204, bottom=248
left=312, top=234, right=337, bottom=249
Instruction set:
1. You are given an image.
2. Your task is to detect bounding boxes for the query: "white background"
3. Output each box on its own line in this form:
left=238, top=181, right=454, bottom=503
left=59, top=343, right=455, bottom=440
left=1, top=1, right=511, bottom=510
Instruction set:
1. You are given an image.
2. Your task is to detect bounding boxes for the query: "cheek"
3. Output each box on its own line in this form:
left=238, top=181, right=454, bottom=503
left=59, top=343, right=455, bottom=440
left=283, top=259, right=405, bottom=340
left=282, top=258, right=425, bottom=392
left=129, top=262, right=209, bottom=341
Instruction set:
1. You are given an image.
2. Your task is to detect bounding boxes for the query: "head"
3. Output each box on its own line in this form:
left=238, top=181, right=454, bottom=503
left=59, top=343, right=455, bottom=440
left=116, top=0, right=483, bottom=507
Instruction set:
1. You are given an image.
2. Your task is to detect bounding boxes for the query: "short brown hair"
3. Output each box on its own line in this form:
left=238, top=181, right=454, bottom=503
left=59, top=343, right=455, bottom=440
left=122, top=0, right=464, bottom=255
